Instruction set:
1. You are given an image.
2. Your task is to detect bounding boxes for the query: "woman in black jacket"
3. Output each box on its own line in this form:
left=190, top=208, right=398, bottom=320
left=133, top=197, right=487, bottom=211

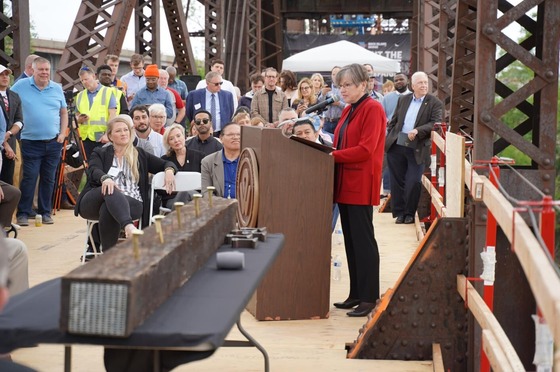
left=75, top=115, right=177, bottom=250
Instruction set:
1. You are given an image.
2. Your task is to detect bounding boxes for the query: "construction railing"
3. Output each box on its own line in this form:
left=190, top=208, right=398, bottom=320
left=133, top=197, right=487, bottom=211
left=424, top=130, right=560, bottom=371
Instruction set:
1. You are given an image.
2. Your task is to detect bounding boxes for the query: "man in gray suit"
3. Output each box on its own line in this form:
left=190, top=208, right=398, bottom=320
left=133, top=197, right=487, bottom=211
left=385, top=71, right=443, bottom=225
left=201, top=123, right=241, bottom=199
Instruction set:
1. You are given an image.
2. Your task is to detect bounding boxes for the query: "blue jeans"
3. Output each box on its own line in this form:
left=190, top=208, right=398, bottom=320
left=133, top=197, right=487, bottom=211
left=17, top=139, right=62, bottom=217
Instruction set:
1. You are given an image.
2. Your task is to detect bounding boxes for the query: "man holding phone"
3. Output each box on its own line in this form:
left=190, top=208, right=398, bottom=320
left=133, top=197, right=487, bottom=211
left=75, top=67, right=117, bottom=158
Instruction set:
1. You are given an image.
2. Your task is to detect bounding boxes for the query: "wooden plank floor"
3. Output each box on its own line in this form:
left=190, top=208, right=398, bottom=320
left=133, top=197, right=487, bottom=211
left=10, top=207, right=433, bottom=371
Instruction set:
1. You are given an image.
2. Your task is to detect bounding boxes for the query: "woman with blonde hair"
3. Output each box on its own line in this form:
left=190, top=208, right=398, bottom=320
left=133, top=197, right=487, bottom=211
left=292, top=77, right=318, bottom=117
left=232, top=112, right=251, bottom=126
left=75, top=115, right=177, bottom=250
left=311, top=73, right=325, bottom=96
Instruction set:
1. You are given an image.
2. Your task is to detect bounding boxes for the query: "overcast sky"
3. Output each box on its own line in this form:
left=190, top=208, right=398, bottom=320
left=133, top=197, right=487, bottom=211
left=28, top=0, right=205, bottom=58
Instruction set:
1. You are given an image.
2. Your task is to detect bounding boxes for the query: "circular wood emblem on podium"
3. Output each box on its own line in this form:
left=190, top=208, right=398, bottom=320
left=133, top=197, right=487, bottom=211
left=236, top=147, right=259, bottom=227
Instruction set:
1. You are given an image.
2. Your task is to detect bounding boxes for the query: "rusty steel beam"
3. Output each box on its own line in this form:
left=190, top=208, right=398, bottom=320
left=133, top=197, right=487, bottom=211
left=247, top=0, right=261, bottom=77
left=260, top=0, right=283, bottom=70
left=56, top=0, right=135, bottom=90
left=449, top=0, right=477, bottom=134
left=161, top=0, right=196, bottom=74
left=135, top=0, right=160, bottom=66
left=202, top=0, right=222, bottom=73
left=0, top=0, right=30, bottom=76
left=347, top=218, right=469, bottom=371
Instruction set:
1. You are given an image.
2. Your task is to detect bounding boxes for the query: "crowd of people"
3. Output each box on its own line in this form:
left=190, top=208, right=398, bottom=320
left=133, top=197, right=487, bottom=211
left=0, top=51, right=443, bottom=348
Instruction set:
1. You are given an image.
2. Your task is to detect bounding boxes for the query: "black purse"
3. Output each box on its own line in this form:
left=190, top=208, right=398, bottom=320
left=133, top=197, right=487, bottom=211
left=64, top=142, right=84, bottom=168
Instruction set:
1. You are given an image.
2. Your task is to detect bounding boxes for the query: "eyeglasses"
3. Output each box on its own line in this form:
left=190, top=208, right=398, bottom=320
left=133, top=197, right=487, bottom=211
left=265, top=75, right=277, bottom=79
left=223, top=133, right=241, bottom=138
left=300, top=86, right=311, bottom=90
left=152, top=115, right=166, bottom=120
left=210, top=81, right=223, bottom=86
left=339, top=83, right=355, bottom=89
left=194, top=118, right=211, bottom=125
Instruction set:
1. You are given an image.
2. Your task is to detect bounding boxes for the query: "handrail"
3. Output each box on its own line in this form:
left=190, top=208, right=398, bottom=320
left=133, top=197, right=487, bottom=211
left=427, top=131, right=560, bottom=366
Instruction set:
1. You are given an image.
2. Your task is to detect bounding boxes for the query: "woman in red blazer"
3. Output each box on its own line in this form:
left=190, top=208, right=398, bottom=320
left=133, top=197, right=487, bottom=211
left=331, top=63, right=386, bottom=317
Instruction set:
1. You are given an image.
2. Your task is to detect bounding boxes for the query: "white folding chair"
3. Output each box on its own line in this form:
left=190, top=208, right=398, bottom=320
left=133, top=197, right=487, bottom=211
left=149, top=171, right=202, bottom=225
left=81, top=219, right=102, bottom=264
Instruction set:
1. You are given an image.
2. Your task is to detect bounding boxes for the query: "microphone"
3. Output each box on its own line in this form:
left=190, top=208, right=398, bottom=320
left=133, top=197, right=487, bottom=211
left=304, top=95, right=339, bottom=115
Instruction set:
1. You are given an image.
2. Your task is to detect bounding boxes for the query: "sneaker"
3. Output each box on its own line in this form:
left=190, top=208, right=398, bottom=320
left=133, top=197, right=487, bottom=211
left=16, top=216, right=29, bottom=227
left=42, top=215, right=54, bottom=224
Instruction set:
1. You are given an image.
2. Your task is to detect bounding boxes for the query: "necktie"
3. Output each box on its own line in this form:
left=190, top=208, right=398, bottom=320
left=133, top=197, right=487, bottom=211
left=210, top=94, right=217, bottom=130
left=2, top=95, right=8, bottom=113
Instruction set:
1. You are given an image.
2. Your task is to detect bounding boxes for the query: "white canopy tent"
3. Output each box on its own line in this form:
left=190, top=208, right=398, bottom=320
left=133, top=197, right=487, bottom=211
left=282, top=40, right=400, bottom=75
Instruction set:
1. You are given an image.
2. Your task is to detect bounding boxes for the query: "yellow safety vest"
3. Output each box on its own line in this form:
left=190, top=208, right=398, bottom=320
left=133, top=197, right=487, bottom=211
left=110, top=86, right=124, bottom=115
left=76, top=85, right=112, bottom=141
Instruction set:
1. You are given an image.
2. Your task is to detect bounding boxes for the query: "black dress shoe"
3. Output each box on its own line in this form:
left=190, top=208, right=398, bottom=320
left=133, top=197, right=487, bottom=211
left=404, top=215, right=414, bottom=224
left=395, top=216, right=405, bottom=224
left=333, top=298, right=360, bottom=309
left=347, top=302, right=375, bottom=317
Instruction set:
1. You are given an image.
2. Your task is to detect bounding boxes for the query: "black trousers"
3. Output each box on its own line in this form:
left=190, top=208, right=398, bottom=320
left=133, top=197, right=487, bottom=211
left=0, top=151, right=15, bottom=184
left=338, top=203, right=380, bottom=303
left=78, top=187, right=143, bottom=250
left=386, top=144, right=425, bottom=218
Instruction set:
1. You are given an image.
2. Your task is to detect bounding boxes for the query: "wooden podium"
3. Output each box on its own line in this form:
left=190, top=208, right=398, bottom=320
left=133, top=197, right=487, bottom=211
left=238, top=126, right=334, bottom=320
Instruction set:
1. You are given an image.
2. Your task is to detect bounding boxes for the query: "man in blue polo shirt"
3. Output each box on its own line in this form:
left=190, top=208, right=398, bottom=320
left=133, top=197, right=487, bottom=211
left=11, top=57, right=68, bottom=226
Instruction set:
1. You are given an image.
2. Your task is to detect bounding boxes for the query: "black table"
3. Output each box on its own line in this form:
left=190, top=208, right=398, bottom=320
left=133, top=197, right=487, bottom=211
left=0, top=234, right=284, bottom=372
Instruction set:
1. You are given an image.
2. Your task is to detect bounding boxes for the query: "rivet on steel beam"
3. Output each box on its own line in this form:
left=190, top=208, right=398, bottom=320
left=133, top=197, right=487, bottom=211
left=412, top=322, right=418, bottom=328
left=417, top=353, right=424, bottom=359
left=481, top=113, right=491, bottom=122
left=413, top=294, right=419, bottom=300
left=383, top=339, right=390, bottom=345
left=456, top=355, right=464, bottom=362
left=390, top=310, right=396, bottom=316
left=431, top=295, right=438, bottom=301
left=402, top=308, right=409, bottom=314
left=391, top=353, right=399, bottom=359
left=543, top=173, right=551, bottom=181
left=431, top=323, right=437, bottom=328
left=407, top=280, right=414, bottom=286
left=421, top=278, right=428, bottom=284
left=543, top=158, right=552, bottom=166
left=445, top=222, right=451, bottom=228
left=484, top=25, right=495, bottom=35
left=444, top=308, right=451, bottom=315
left=375, top=353, right=383, bottom=358
left=417, top=264, right=424, bottom=271
left=399, top=295, right=406, bottom=302
left=430, top=262, right=437, bottom=269
left=446, top=252, right=453, bottom=260
left=430, top=308, right=438, bottom=314
left=418, top=308, right=424, bottom=314
left=545, top=70, right=554, bottom=79
left=457, top=323, right=464, bottom=330
left=456, top=238, right=464, bottom=244
left=446, top=284, right=453, bottom=290
left=401, top=340, right=408, bottom=346
left=380, top=326, right=386, bottom=333
left=405, top=354, right=412, bottom=360
left=445, top=342, right=453, bottom=349
left=432, top=243, right=438, bottom=249
left=417, top=341, right=425, bottom=347
left=393, top=324, right=400, bottom=330
left=372, top=341, right=378, bottom=347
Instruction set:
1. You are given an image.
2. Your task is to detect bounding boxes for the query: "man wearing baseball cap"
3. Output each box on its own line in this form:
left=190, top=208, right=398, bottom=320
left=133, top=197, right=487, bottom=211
left=0, top=65, right=23, bottom=185
left=129, top=64, right=173, bottom=119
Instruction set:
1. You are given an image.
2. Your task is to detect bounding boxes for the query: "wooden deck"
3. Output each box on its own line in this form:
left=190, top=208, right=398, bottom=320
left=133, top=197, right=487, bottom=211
left=10, top=207, right=432, bottom=371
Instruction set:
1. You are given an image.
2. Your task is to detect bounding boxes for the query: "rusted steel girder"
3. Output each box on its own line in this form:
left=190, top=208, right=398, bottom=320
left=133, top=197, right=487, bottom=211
left=0, top=0, right=30, bottom=76
left=414, top=0, right=457, bottom=122
left=135, top=0, right=161, bottom=66
left=161, top=0, right=196, bottom=74
left=473, top=0, right=559, bottom=194
left=347, top=218, right=469, bottom=371
left=201, top=0, right=222, bottom=74
left=56, top=0, right=136, bottom=90
left=449, top=0, right=477, bottom=134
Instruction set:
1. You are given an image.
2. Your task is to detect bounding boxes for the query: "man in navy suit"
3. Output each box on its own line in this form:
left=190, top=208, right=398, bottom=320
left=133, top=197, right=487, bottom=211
left=385, top=71, right=443, bottom=225
left=186, top=71, right=234, bottom=137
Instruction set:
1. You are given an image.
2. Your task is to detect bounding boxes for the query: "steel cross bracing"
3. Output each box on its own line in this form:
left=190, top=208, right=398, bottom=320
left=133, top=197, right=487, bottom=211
left=57, top=0, right=136, bottom=90
left=0, top=0, right=30, bottom=76
left=135, top=0, right=161, bottom=66
left=449, top=0, right=477, bottom=134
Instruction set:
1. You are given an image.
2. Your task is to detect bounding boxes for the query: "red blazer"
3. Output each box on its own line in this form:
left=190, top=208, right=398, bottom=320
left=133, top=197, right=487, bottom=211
left=332, top=96, right=386, bottom=206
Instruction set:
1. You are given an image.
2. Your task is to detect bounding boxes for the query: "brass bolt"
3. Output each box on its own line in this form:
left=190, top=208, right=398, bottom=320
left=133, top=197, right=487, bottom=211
left=132, top=230, right=144, bottom=260
left=174, top=202, right=185, bottom=228
left=152, top=215, right=165, bottom=244
left=206, top=186, right=216, bottom=207
left=193, top=194, right=203, bottom=217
